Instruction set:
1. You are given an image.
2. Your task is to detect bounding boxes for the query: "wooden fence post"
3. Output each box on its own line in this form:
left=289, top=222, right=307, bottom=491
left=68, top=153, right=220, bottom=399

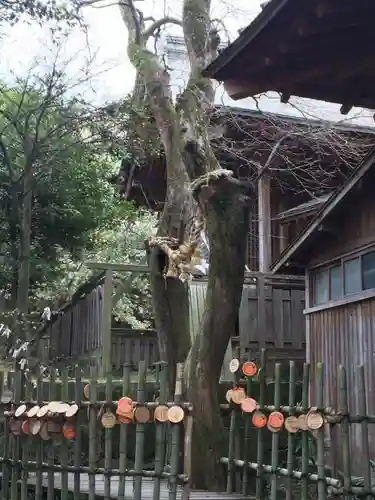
left=102, top=269, right=113, bottom=376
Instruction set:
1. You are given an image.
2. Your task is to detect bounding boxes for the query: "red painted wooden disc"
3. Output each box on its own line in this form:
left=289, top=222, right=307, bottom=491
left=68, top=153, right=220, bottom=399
left=241, top=398, right=257, bottom=413
left=268, top=411, right=284, bottom=429
left=118, top=397, right=133, bottom=415
left=252, top=411, right=267, bottom=428
left=242, top=361, right=257, bottom=377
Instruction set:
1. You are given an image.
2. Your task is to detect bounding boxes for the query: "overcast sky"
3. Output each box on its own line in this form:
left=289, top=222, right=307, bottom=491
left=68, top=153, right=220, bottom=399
left=1, top=0, right=374, bottom=127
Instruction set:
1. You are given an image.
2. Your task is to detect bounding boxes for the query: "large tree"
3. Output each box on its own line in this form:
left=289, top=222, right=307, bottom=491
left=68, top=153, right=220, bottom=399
left=95, top=1, right=251, bottom=489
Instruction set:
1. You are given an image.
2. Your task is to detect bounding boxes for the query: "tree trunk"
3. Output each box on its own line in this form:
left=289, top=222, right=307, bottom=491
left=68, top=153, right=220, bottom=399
left=187, top=173, right=250, bottom=490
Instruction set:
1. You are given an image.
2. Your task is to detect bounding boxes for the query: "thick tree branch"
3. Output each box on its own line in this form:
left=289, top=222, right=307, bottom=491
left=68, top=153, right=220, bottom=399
left=143, top=16, right=182, bottom=40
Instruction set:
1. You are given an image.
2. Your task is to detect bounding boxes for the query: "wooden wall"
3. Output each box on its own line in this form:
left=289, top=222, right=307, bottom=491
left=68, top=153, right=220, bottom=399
left=238, top=273, right=306, bottom=362
left=308, top=298, right=375, bottom=474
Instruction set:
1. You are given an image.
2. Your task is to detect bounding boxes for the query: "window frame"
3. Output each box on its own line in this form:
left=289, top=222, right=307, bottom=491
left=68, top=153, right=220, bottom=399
left=309, top=247, right=375, bottom=309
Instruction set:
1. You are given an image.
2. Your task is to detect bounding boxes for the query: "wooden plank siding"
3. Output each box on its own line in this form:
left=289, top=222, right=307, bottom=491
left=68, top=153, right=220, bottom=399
left=308, top=298, right=375, bottom=475
left=238, top=276, right=305, bottom=362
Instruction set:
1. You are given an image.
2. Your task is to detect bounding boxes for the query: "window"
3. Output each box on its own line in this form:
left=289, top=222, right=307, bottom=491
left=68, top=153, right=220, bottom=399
left=344, top=258, right=361, bottom=294
left=362, top=251, right=375, bottom=290
left=311, top=248, right=375, bottom=306
left=330, top=265, right=342, bottom=300
left=314, top=269, right=329, bottom=305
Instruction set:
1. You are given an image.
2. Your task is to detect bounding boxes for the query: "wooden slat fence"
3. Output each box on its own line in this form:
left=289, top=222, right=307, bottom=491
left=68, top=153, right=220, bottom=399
left=222, top=348, right=375, bottom=499
left=0, top=362, right=193, bottom=500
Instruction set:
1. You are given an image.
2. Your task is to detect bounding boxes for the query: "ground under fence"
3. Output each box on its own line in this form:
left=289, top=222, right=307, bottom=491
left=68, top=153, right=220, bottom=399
left=222, top=349, right=375, bottom=499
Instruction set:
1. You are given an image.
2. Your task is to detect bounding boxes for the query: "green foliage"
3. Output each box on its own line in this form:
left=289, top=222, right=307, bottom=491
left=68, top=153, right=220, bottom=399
left=0, top=0, right=80, bottom=26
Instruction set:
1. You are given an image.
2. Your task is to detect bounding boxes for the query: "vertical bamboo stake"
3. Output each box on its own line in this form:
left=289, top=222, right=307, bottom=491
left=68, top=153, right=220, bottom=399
left=1, top=374, right=11, bottom=499
left=256, top=348, right=267, bottom=500
left=168, top=362, right=184, bottom=500
left=242, top=363, right=253, bottom=495
left=102, top=269, right=113, bottom=377
left=227, top=346, right=241, bottom=494
left=182, top=409, right=193, bottom=500
left=270, top=363, right=281, bottom=500
left=315, top=362, right=326, bottom=500
left=20, top=377, right=32, bottom=500
left=286, top=361, right=296, bottom=500
left=35, top=375, right=43, bottom=500
left=73, top=366, right=82, bottom=500
left=47, top=369, right=56, bottom=500
left=357, top=365, right=371, bottom=500
left=134, top=360, right=147, bottom=500
left=118, top=363, right=131, bottom=500
left=104, top=373, right=113, bottom=500
left=10, top=369, right=21, bottom=500
left=301, top=363, right=310, bottom=500
left=339, top=365, right=351, bottom=498
left=153, top=362, right=168, bottom=500
left=88, top=376, right=98, bottom=500
left=61, top=370, right=69, bottom=500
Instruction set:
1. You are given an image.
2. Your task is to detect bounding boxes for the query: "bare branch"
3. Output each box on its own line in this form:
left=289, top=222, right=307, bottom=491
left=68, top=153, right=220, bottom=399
left=143, top=17, right=182, bottom=40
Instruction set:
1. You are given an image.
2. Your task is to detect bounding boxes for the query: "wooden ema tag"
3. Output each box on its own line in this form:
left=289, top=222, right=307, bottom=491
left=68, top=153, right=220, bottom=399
left=307, top=411, right=324, bottom=431
left=39, top=423, right=51, bottom=441
left=252, top=411, right=267, bottom=428
left=284, top=416, right=299, bottom=433
left=297, top=414, right=308, bottom=431
left=47, top=401, right=61, bottom=414
left=241, top=398, right=257, bottom=414
left=268, top=411, right=284, bottom=429
left=65, top=404, right=79, bottom=419
left=242, top=361, right=257, bottom=377
left=56, top=403, right=70, bottom=415
left=83, top=384, right=90, bottom=400
left=21, top=420, right=30, bottom=435
left=231, top=387, right=246, bottom=405
left=267, top=421, right=281, bottom=433
left=10, top=419, right=22, bottom=436
left=27, top=405, right=40, bottom=418
left=117, top=397, right=133, bottom=416
left=167, top=405, right=184, bottom=424
left=37, top=405, right=50, bottom=418
left=118, top=414, right=133, bottom=424
left=225, top=389, right=233, bottom=403
left=15, top=404, right=27, bottom=418
left=29, top=419, right=41, bottom=436
left=101, top=411, right=116, bottom=429
left=134, top=406, right=151, bottom=424
left=229, top=358, right=240, bottom=373
left=63, top=423, right=76, bottom=439
left=154, top=405, right=169, bottom=423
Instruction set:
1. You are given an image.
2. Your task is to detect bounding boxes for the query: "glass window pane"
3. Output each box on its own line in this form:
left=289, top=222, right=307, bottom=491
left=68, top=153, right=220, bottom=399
left=344, top=258, right=361, bottom=295
left=330, top=265, right=342, bottom=300
left=314, top=270, right=329, bottom=305
left=362, top=251, right=375, bottom=290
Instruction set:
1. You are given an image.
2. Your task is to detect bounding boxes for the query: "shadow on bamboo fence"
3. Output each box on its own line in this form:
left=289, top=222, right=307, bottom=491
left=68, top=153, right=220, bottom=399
left=0, top=361, right=192, bottom=500
left=221, top=349, right=375, bottom=500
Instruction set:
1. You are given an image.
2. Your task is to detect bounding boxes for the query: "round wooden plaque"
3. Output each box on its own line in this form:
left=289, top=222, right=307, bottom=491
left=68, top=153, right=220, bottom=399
left=252, top=411, right=267, bottom=428
left=118, top=414, right=133, bottom=424
left=225, top=389, right=233, bottom=403
left=167, top=405, right=184, bottom=424
left=267, top=421, right=281, bottom=433
left=21, top=420, right=30, bottom=435
left=229, top=358, right=240, bottom=373
left=83, top=384, right=90, bottom=400
left=47, top=401, right=61, bottom=414
left=268, top=411, right=284, bottom=429
left=29, top=419, right=41, bottom=436
left=307, top=411, right=324, bottom=430
left=242, top=361, right=257, bottom=377
left=37, top=405, right=50, bottom=418
left=15, top=404, right=27, bottom=418
left=284, top=416, right=299, bottom=433
left=27, top=405, right=40, bottom=418
left=10, top=419, right=22, bottom=436
left=39, top=423, right=51, bottom=441
left=63, top=423, right=76, bottom=439
left=101, top=411, right=116, bottom=429
left=154, top=405, right=169, bottom=423
left=134, top=406, right=151, bottom=423
left=65, top=404, right=79, bottom=418
left=241, top=398, right=257, bottom=414
left=297, top=414, right=308, bottom=431
left=56, top=403, right=70, bottom=414
left=118, top=397, right=133, bottom=415
left=231, top=387, right=246, bottom=405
